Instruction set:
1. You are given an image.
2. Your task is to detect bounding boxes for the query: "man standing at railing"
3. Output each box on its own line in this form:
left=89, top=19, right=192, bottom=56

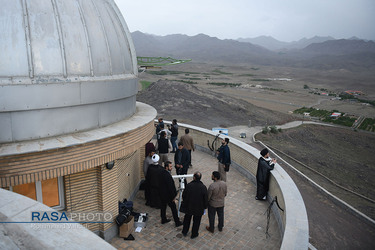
left=179, top=128, right=195, bottom=167
left=256, top=148, right=276, bottom=200
left=217, top=138, right=231, bottom=182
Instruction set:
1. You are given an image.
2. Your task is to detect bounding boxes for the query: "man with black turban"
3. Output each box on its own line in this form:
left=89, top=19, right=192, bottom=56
left=256, top=148, right=276, bottom=200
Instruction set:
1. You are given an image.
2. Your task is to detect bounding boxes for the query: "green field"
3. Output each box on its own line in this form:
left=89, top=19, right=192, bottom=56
left=140, top=80, right=152, bottom=90
left=359, top=118, right=375, bottom=132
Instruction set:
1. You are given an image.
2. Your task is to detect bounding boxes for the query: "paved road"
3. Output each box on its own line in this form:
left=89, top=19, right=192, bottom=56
left=228, top=121, right=334, bottom=143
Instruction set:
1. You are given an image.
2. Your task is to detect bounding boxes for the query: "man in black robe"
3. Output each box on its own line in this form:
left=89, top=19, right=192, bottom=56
left=159, top=161, right=183, bottom=226
left=145, top=154, right=163, bottom=208
left=256, top=148, right=276, bottom=200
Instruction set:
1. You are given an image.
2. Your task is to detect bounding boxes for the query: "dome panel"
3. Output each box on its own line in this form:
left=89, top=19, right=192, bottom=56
left=96, top=0, right=125, bottom=75
left=0, top=1, right=29, bottom=77
left=55, top=0, right=91, bottom=75
left=28, top=0, right=64, bottom=76
left=104, top=2, right=133, bottom=74
left=79, top=0, right=112, bottom=76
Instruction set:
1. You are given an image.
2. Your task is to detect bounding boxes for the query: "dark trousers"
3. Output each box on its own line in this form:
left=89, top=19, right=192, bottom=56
left=161, top=200, right=179, bottom=223
left=208, top=205, right=224, bottom=230
left=182, top=213, right=202, bottom=237
left=171, top=136, right=177, bottom=152
left=188, top=150, right=192, bottom=165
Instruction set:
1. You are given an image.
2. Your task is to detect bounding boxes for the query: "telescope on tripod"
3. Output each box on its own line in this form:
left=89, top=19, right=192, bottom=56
left=172, top=174, right=194, bottom=216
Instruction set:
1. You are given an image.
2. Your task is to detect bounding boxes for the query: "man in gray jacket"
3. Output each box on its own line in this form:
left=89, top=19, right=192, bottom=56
left=206, top=171, right=227, bottom=233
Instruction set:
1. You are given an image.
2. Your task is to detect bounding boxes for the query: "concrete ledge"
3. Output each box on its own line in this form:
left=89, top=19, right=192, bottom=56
left=173, top=122, right=309, bottom=250
left=0, top=189, right=115, bottom=249
left=0, top=102, right=157, bottom=157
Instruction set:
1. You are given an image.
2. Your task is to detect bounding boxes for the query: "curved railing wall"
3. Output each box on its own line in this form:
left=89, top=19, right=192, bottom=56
left=173, top=122, right=309, bottom=250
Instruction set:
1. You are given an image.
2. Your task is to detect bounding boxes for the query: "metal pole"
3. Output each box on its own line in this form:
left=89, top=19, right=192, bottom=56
left=172, top=174, right=194, bottom=216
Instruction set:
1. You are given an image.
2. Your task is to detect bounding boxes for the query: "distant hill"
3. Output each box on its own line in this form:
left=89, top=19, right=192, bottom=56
left=237, top=36, right=289, bottom=51
left=302, top=39, right=375, bottom=55
left=237, top=35, right=335, bottom=51
left=132, top=31, right=375, bottom=71
left=132, top=31, right=276, bottom=64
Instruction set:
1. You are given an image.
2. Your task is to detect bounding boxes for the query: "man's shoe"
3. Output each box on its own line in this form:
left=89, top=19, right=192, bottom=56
left=182, top=231, right=187, bottom=237
left=191, top=234, right=198, bottom=239
left=161, top=219, right=171, bottom=224
left=175, top=221, right=183, bottom=227
left=218, top=227, right=223, bottom=232
left=206, top=226, right=214, bottom=233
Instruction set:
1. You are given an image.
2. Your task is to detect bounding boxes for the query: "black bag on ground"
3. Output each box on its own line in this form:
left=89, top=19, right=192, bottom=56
left=116, top=198, right=133, bottom=226
left=116, top=208, right=131, bottom=226
left=119, top=199, right=133, bottom=213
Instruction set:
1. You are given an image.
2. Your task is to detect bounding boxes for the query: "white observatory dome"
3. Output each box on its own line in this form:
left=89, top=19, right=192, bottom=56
left=0, top=0, right=138, bottom=143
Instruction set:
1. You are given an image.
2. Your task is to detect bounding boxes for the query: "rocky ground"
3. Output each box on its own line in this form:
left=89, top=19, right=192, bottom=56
left=137, top=79, right=295, bottom=129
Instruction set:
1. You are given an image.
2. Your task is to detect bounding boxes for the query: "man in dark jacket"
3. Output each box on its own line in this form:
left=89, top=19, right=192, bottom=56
left=174, top=142, right=190, bottom=176
left=256, top=148, right=276, bottom=200
left=155, top=117, right=164, bottom=135
left=217, top=138, right=231, bottom=182
left=145, top=154, right=163, bottom=208
left=168, top=119, right=179, bottom=153
left=180, top=171, right=208, bottom=239
left=159, top=161, right=183, bottom=226
left=155, top=131, right=171, bottom=165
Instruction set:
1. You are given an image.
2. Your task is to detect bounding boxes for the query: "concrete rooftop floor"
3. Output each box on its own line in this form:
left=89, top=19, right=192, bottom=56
left=110, top=149, right=282, bottom=249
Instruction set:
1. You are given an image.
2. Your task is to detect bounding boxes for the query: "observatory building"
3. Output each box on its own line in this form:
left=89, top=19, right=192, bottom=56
left=0, top=0, right=155, bottom=239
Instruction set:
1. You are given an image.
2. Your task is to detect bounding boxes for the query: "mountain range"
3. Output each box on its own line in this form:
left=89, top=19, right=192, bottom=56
left=131, top=31, right=375, bottom=71
left=237, top=35, right=336, bottom=51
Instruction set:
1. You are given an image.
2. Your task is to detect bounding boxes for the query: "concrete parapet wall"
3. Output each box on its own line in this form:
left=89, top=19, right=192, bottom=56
left=0, top=188, right=115, bottom=249
left=172, top=122, right=309, bottom=250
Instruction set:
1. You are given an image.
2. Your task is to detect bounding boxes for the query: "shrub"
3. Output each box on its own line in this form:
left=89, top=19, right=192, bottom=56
left=262, top=126, right=269, bottom=134
left=270, top=126, right=278, bottom=134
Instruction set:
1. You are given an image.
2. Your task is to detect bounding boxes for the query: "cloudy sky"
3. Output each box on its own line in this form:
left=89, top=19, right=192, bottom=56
left=114, top=0, right=375, bottom=42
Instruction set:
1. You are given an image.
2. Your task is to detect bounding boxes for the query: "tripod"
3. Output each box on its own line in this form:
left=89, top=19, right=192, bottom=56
left=172, top=174, right=194, bottom=216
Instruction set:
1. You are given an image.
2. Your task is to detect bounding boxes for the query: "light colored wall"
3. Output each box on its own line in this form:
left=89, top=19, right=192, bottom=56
left=117, top=150, right=141, bottom=202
